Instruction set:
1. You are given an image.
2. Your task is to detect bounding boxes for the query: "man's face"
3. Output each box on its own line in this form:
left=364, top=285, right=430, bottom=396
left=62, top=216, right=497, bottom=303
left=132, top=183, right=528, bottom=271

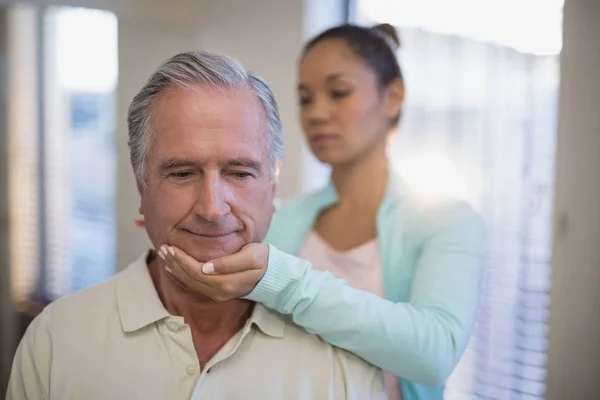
left=138, top=85, right=276, bottom=262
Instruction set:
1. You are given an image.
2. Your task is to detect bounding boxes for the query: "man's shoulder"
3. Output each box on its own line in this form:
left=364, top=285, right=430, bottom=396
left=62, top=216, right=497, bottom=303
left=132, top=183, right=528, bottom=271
left=273, top=316, right=385, bottom=397
left=38, top=272, right=121, bottom=330
left=18, top=271, right=123, bottom=361
left=38, top=252, right=151, bottom=330
left=276, top=312, right=381, bottom=370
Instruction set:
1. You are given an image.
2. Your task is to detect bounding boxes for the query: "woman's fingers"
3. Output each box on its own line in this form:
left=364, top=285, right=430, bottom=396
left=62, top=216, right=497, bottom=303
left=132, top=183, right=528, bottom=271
left=204, top=243, right=269, bottom=275
left=156, top=244, right=268, bottom=301
left=157, top=245, right=217, bottom=294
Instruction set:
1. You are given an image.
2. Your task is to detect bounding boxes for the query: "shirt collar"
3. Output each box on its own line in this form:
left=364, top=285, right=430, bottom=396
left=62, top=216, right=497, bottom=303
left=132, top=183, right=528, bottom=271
left=248, top=303, right=285, bottom=338
left=116, top=251, right=171, bottom=333
left=116, top=251, right=285, bottom=338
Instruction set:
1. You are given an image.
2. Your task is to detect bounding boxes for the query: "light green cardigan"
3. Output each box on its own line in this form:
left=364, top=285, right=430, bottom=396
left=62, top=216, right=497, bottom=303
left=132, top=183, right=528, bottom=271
left=244, top=172, right=486, bottom=400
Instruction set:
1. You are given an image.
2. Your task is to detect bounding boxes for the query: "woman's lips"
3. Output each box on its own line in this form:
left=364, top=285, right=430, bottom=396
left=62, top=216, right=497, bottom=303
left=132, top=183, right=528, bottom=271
left=310, top=133, right=338, bottom=145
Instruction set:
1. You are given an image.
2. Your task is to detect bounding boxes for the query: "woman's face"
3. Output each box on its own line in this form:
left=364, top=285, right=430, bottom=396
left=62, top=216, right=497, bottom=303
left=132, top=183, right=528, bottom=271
left=298, top=39, right=402, bottom=166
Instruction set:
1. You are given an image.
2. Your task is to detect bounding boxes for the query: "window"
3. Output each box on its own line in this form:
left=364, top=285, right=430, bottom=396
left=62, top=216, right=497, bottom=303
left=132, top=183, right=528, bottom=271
left=9, top=6, right=118, bottom=310
left=349, top=1, right=562, bottom=398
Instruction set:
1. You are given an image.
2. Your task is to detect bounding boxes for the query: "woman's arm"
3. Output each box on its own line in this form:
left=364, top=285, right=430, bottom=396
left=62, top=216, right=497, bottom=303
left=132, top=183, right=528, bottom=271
left=244, top=203, right=486, bottom=387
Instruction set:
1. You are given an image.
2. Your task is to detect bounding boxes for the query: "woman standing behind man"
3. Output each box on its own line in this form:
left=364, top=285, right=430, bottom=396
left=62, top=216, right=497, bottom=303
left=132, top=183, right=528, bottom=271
left=262, top=23, right=485, bottom=399
left=151, top=23, right=486, bottom=400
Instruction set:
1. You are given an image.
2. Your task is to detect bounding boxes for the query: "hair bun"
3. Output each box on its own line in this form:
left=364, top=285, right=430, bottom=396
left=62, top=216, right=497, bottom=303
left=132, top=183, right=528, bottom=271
left=371, top=23, right=401, bottom=50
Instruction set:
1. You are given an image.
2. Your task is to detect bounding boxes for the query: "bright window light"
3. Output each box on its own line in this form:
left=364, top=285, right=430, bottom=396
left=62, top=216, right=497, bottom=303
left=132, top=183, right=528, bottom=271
left=359, top=0, right=563, bottom=55
left=391, top=148, right=473, bottom=201
left=55, top=8, right=118, bottom=92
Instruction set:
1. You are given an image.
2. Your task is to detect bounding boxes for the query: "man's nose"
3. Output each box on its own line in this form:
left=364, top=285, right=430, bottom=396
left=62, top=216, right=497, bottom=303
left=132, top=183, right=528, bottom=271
left=193, top=171, right=231, bottom=222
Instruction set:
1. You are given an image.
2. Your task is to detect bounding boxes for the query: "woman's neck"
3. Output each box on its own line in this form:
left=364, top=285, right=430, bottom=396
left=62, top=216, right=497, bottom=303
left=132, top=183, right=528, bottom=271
left=330, top=141, right=389, bottom=209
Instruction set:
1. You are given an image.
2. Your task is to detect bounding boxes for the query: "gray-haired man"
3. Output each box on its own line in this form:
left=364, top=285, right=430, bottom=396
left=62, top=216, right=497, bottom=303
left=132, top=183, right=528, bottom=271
left=7, top=51, right=386, bottom=400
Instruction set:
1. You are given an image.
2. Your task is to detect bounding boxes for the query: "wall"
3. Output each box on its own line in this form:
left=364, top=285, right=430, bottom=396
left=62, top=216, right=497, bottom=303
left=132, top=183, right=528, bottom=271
left=547, top=0, right=600, bottom=397
left=0, top=6, right=15, bottom=393
left=0, top=0, right=202, bottom=25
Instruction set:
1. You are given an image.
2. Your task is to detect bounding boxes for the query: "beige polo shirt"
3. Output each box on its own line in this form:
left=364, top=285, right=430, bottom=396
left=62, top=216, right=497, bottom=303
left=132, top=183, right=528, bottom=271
left=7, top=252, right=387, bottom=400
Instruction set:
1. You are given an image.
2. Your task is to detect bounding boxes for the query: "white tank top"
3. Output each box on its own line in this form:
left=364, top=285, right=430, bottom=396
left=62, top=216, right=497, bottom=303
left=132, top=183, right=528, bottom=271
left=298, top=231, right=403, bottom=400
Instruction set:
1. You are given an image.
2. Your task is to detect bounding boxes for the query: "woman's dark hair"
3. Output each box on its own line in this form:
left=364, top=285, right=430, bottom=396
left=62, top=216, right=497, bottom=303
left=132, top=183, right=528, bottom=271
left=302, top=23, right=404, bottom=124
left=303, top=23, right=403, bottom=89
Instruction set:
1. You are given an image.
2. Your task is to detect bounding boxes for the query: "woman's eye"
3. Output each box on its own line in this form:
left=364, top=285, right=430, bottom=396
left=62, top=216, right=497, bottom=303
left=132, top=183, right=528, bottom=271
left=299, top=97, right=311, bottom=106
left=331, top=90, right=350, bottom=99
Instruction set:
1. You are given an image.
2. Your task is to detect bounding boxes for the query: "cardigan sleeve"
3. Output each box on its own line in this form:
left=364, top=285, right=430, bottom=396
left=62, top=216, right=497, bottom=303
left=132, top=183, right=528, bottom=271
left=244, top=201, right=486, bottom=386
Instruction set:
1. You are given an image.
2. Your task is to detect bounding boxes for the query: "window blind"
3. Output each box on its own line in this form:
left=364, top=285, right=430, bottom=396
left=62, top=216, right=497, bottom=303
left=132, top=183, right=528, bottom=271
left=349, top=3, right=561, bottom=398
left=8, top=5, right=118, bottom=313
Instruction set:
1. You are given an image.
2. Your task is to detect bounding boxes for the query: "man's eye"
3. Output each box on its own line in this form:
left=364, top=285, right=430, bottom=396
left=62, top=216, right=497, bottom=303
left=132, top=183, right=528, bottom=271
left=231, top=172, right=253, bottom=180
left=169, top=171, right=192, bottom=179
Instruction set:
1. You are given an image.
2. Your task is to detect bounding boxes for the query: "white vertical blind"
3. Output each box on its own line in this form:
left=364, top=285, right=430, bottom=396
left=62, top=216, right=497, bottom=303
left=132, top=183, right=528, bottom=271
left=43, top=8, right=72, bottom=299
left=7, top=4, right=41, bottom=310
left=42, top=7, right=118, bottom=297
left=351, top=2, right=561, bottom=398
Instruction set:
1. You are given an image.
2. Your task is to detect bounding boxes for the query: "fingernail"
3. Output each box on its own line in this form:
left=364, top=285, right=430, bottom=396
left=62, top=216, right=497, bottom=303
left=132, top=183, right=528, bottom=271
left=165, top=266, right=173, bottom=274
left=202, top=262, right=214, bottom=275
left=160, top=246, right=168, bottom=258
left=158, top=248, right=166, bottom=260
left=168, top=247, right=175, bottom=257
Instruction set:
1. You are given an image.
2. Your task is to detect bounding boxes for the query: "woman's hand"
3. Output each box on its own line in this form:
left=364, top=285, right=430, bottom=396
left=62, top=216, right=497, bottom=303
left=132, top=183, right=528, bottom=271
left=157, top=243, right=270, bottom=301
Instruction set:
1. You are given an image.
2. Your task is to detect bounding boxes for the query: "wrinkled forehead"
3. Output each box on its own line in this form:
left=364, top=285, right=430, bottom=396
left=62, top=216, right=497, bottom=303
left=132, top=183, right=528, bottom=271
left=149, top=85, right=270, bottom=161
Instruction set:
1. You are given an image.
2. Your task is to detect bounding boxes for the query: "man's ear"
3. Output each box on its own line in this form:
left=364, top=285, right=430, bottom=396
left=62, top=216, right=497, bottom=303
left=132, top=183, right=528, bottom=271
left=132, top=161, right=143, bottom=195
left=136, top=178, right=144, bottom=197
left=384, top=78, right=405, bottom=120
left=133, top=163, right=145, bottom=214
left=269, top=165, right=279, bottom=213
left=136, top=179, right=145, bottom=216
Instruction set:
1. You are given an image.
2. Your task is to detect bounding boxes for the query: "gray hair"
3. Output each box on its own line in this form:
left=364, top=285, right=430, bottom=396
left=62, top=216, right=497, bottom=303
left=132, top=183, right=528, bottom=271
left=127, top=51, right=285, bottom=185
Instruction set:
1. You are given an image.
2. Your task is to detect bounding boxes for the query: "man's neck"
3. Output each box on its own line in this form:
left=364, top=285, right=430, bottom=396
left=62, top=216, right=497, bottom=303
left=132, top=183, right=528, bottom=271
left=148, top=254, right=253, bottom=366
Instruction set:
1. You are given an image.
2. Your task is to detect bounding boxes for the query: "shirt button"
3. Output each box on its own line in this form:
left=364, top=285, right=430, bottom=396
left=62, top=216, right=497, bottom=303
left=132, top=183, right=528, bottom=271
left=186, top=364, right=197, bottom=375
left=167, top=322, right=178, bottom=332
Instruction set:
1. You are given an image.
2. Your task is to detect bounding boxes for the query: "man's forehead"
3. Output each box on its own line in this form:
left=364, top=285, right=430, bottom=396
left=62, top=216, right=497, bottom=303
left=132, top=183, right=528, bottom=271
left=150, top=85, right=269, bottom=153
left=153, top=84, right=265, bottom=122
left=152, top=136, right=268, bottom=166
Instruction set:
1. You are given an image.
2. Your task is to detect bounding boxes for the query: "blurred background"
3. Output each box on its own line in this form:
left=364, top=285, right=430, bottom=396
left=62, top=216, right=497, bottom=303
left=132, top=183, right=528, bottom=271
left=0, top=0, right=598, bottom=398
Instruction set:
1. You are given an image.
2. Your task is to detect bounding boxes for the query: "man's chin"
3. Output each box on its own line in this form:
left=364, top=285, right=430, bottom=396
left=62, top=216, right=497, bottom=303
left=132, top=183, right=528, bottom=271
left=176, top=234, right=245, bottom=262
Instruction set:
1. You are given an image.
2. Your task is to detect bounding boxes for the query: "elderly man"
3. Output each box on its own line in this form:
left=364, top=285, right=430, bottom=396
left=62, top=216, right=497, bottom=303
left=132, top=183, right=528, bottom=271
left=6, top=51, right=386, bottom=400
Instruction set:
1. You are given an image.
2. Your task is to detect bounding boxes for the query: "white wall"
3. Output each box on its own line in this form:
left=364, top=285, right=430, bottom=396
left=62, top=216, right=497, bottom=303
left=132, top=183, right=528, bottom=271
left=0, top=0, right=202, bottom=25
left=0, top=5, right=15, bottom=393
left=547, top=0, right=600, bottom=398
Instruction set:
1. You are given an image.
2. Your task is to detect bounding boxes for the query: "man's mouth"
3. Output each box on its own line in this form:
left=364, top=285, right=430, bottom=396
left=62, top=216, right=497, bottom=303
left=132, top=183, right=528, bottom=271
left=182, top=228, right=236, bottom=238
